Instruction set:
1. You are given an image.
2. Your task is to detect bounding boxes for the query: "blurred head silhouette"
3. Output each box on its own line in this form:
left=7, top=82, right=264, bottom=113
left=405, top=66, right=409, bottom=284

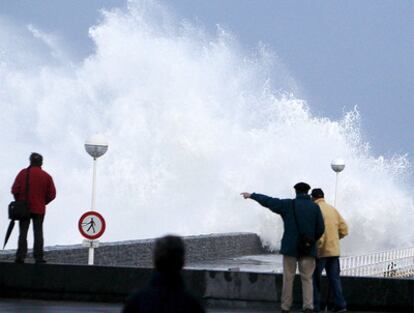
left=153, top=235, right=185, bottom=273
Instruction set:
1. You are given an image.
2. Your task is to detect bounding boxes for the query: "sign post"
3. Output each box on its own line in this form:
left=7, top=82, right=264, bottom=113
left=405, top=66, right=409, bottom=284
left=78, top=211, right=106, bottom=265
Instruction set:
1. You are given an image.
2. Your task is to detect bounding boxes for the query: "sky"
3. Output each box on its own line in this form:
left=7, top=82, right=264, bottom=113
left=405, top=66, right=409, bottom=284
left=1, top=0, right=412, bottom=163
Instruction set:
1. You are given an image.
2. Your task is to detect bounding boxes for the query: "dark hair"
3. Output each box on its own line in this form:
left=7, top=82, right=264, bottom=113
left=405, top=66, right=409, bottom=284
left=311, top=188, right=324, bottom=199
left=293, top=182, right=311, bottom=194
left=30, top=152, right=43, bottom=166
left=153, top=235, right=185, bottom=273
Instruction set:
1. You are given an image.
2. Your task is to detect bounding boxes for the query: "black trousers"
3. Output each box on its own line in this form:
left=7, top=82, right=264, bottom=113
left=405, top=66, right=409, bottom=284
left=16, top=213, right=45, bottom=261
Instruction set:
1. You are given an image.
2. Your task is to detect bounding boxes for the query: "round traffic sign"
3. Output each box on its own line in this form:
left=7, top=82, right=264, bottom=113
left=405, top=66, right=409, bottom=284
left=78, top=211, right=106, bottom=240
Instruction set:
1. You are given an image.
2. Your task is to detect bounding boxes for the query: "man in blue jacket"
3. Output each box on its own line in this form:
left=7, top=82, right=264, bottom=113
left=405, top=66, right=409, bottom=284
left=241, top=182, right=325, bottom=313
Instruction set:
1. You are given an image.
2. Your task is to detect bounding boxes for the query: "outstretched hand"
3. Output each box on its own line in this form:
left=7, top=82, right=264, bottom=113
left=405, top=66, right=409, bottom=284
left=240, top=192, right=251, bottom=199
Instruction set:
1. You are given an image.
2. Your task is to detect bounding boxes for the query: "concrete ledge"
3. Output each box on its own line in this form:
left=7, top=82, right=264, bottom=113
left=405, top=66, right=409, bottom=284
left=0, top=262, right=412, bottom=312
left=205, top=271, right=414, bottom=312
left=0, top=262, right=205, bottom=302
left=341, top=276, right=414, bottom=312
left=0, top=232, right=265, bottom=266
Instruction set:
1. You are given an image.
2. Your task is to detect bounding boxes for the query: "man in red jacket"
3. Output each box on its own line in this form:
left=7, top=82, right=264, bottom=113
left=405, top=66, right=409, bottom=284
left=11, top=153, right=56, bottom=264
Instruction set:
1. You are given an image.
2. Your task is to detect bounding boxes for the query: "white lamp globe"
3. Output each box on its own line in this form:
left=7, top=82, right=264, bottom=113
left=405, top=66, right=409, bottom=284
left=85, top=134, right=109, bottom=159
left=331, top=159, right=345, bottom=173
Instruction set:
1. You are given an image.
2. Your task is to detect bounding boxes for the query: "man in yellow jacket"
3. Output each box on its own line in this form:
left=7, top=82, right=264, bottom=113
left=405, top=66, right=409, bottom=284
left=311, top=188, right=348, bottom=313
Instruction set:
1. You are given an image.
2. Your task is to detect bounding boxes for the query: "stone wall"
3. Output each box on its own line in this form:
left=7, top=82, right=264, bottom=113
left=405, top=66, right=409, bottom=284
left=0, top=232, right=265, bottom=266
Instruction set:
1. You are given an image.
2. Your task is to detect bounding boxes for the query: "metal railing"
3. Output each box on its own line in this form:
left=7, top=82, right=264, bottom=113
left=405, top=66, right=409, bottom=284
left=340, top=247, right=414, bottom=278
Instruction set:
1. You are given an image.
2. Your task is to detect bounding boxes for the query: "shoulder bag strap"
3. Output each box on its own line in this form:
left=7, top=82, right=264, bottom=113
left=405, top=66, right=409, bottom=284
left=291, top=199, right=302, bottom=234
left=24, top=166, right=31, bottom=201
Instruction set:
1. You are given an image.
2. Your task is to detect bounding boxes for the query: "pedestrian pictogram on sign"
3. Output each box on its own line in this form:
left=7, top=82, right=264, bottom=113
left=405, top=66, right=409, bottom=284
left=78, top=211, right=106, bottom=240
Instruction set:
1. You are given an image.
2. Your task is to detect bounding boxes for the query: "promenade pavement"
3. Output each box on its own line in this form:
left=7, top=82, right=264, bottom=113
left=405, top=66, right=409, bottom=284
left=186, top=253, right=284, bottom=273
left=0, top=299, right=396, bottom=313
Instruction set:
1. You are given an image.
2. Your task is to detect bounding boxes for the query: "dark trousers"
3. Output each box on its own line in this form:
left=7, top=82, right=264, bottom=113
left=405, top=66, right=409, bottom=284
left=313, top=256, right=347, bottom=312
left=16, top=213, right=45, bottom=261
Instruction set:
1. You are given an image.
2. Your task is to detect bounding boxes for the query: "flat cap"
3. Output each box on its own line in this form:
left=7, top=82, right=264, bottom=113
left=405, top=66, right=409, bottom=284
left=293, top=182, right=311, bottom=193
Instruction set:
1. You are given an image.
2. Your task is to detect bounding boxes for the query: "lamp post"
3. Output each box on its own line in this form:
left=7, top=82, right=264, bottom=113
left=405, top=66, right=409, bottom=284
left=85, top=134, right=108, bottom=212
left=84, top=134, right=108, bottom=265
left=331, top=159, right=345, bottom=207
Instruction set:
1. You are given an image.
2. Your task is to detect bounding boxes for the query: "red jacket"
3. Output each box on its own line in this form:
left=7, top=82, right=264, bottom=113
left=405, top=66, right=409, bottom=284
left=11, top=166, right=56, bottom=214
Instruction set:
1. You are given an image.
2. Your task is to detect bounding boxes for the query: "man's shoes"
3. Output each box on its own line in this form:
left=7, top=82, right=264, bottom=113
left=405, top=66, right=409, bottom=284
left=303, top=309, right=313, bottom=313
left=281, top=310, right=289, bottom=313
left=35, top=259, right=47, bottom=264
left=332, top=309, right=347, bottom=313
left=14, top=258, right=24, bottom=264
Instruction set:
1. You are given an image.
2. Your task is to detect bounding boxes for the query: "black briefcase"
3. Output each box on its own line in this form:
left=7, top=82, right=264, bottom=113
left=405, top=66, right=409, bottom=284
left=9, top=166, right=31, bottom=221
left=8, top=200, right=30, bottom=220
left=297, top=234, right=315, bottom=256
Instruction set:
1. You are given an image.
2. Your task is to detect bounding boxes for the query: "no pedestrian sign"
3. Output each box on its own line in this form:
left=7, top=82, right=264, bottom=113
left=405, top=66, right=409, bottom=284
left=78, top=211, right=106, bottom=240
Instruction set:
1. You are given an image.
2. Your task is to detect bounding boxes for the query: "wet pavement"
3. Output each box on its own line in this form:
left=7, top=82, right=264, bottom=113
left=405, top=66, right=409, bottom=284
left=188, top=254, right=414, bottom=280
left=0, top=299, right=396, bottom=313
left=186, top=253, right=284, bottom=273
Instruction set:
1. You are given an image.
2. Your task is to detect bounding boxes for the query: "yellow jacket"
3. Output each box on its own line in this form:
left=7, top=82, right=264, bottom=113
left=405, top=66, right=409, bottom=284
left=315, top=198, right=348, bottom=257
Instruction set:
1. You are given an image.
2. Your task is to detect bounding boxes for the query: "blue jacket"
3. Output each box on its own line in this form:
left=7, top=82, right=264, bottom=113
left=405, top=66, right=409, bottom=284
left=251, top=193, right=325, bottom=257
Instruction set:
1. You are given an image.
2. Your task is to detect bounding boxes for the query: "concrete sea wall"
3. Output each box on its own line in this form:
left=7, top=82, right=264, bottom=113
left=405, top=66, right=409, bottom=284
left=0, top=232, right=265, bottom=266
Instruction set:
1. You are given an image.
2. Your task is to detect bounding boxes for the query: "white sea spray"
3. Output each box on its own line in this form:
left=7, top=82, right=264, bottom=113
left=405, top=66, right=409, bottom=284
left=0, top=0, right=412, bottom=254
